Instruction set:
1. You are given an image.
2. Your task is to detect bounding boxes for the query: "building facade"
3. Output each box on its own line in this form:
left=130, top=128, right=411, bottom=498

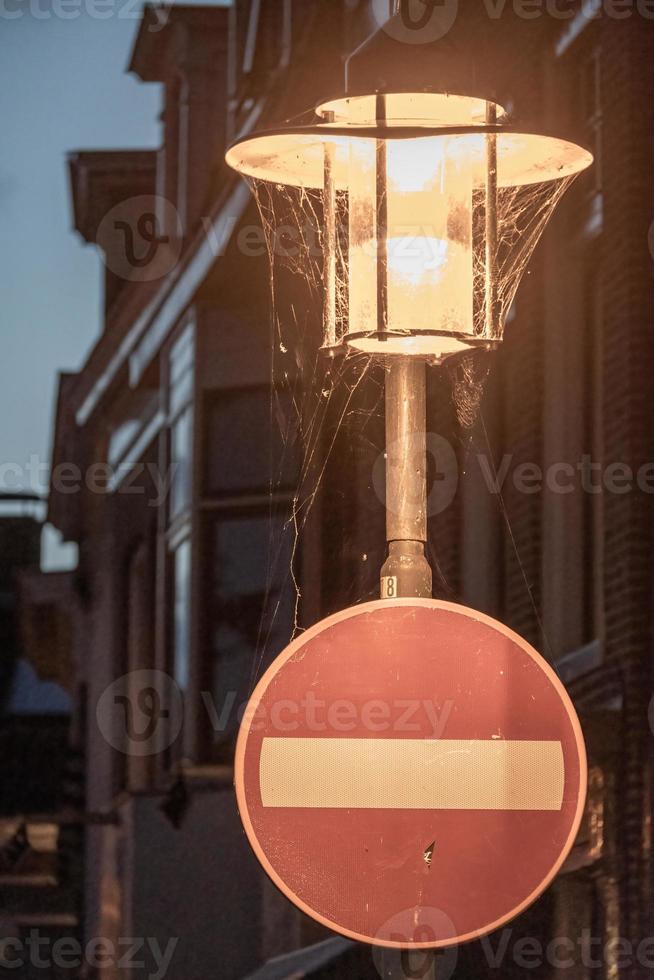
left=43, top=2, right=654, bottom=978
left=0, top=494, right=82, bottom=978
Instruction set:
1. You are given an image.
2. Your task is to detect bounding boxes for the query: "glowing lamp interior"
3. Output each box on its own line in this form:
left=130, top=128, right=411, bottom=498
left=348, top=135, right=474, bottom=355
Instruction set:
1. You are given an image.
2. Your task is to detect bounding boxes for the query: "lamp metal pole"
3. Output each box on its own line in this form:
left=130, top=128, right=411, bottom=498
left=380, top=356, right=432, bottom=599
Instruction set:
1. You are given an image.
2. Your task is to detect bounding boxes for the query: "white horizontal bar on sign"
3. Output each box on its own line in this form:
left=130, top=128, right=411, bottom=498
left=259, top=738, right=564, bottom=811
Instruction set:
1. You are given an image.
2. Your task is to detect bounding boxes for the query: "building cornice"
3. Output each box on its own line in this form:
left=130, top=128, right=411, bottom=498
left=128, top=2, right=231, bottom=82
left=68, top=150, right=156, bottom=244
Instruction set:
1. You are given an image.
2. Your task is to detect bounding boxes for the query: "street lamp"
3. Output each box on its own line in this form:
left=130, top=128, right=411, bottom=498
left=227, top=92, right=590, bottom=355
left=226, top=90, right=592, bottom=598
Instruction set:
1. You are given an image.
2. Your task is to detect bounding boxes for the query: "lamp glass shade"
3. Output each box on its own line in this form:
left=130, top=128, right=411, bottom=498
left=348, top=135, right=475, bottom=355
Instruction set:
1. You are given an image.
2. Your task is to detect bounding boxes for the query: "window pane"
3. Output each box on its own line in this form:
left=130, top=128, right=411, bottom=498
left=169, top=327, right=194, bottom=415
left=205, top=387, right=299, bottom=496
left=170, top=406, right=193, bottom=520
left=173, top=538, right=191, bottom=692
left=170, top=325, right=194, bottom=385
left=207, top=512, right=294, bottom=751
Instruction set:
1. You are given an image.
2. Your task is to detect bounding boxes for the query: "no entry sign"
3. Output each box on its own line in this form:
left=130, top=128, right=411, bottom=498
left=235, top=599, right=586, bottom=948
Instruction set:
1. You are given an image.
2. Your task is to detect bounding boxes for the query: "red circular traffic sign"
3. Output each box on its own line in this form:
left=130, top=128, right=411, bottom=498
left=235, top=599, right=586, bottom=948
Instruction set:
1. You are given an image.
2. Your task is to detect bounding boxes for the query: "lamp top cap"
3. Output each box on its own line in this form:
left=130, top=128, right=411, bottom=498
left=316, top=92, right=506, bottom=126
left=345, top=7, right=497, bottom=104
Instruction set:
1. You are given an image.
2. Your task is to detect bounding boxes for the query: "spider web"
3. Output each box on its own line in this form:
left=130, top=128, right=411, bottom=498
left=245, top=167, right=578, bottom=689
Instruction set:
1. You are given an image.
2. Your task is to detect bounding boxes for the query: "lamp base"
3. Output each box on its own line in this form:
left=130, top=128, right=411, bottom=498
left=381, top=540, right=432, bottom=600
left=322, top=330, right=500, bottom=364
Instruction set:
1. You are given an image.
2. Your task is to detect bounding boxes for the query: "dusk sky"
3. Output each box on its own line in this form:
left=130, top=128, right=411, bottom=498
left=0, top=4, right=164, bottom=565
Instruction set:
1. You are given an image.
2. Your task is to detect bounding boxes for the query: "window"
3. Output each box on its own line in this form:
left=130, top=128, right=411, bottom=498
left=203, top=510, right=295, bottom=758
left=170, top=407, right=193, bottom=519
left=172, top=538, right=192, bottom=694
left=199, top=383, right=300, bottom=761
left=165, top=322, right=196, bottom=765
left=579, top=47, right=602, bottom=197
left=168, top=326, right=195, bottom=523
left=204, top=386, right=299, bottom=497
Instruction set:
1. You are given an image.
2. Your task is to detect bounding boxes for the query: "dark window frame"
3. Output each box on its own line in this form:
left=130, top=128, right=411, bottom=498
left=197, top=498, right=296, bottom=765
left=202, top=382, right=301, bottom=502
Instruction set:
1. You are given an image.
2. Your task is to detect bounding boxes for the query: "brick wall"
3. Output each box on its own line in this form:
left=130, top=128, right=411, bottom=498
left=599, top=16, right=654, bottom=971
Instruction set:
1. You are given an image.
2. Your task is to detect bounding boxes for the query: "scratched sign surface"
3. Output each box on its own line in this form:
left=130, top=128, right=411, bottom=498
left=235, top=599, right=586, bottom=948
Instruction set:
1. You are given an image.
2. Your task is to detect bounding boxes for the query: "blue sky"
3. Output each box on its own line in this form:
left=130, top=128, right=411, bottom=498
left=0, top=3, right=162, bottom=564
